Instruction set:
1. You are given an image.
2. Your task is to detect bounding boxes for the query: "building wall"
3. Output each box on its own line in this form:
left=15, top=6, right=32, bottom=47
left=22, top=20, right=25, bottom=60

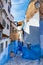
left=3, top=0, right=11, bottom=15
left=40, top=20, right=43, bottom=55
left=23, top=12, right=40, bottom=45
left=1, top=0, right=11, bottom=36
left=0, top=0, right=12, bottom=64
left=0, top=38, right=10, bottom=62
left=2, top=12, right=10, bottom=36
left=0, top=10, right=2, bottom=23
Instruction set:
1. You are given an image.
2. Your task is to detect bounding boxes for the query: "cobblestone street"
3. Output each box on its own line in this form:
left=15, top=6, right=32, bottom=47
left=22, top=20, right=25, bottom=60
left=4, top=55, right=43, bottom=65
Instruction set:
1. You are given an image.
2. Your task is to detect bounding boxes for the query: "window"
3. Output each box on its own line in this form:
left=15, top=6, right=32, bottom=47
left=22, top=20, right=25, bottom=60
left=3, top=19, right=6, bottom=27
left=6, top=41, right=8, bottom=48
left=0, top=43, right=3, bottom=54
left=0, top=2, right=3, bottom=8
left=6, top=0, right=7, bottom=3
left=8, top=6, right=10, bottom=13
left=0, top=30, right=2, bottom=39
left=7, top=24, right=9, bottom=29
left=12, top=27, right=14, bottom=32
left=0, top=2, right=2, bottom=8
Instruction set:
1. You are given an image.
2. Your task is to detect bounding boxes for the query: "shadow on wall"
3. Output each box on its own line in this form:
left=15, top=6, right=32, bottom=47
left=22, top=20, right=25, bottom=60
left=24, top=26, right=40, bottom=45
left=40, top=20, right=43, bottom=35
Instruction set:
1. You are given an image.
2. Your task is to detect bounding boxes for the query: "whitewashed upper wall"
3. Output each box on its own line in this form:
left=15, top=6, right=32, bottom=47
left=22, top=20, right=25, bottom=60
left=23, top=11, right=40, bottom=45
left=24, top=12, right=40, bottom=34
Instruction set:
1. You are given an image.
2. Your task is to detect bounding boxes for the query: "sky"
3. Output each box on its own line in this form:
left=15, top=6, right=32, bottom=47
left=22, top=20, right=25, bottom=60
left=11, top=0, right=30, bottom=22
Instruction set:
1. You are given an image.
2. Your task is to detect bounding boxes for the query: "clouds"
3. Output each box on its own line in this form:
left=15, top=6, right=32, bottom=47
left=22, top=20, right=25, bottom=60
left=11, top=0, right=29, bottom=4
left=11, top=0, right=30, bottom=21
left=11, top=9, right=25, bottom=21
left=11, top=3, right=28, bottom=11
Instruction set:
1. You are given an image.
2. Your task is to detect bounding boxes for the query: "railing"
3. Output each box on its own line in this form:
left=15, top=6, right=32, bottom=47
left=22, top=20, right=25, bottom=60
left=0, top=38, right=10, bottom=61
left=8, top=0, right=11, bottom=7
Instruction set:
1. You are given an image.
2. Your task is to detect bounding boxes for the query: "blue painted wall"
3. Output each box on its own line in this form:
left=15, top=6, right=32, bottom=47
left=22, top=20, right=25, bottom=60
left=24, top=26, right=40, bottom=45
left=8, top=40, right=18, bottom=55
left=0, top=40, right=20, bottom=65
left=0, top=47, right=9, bottom=65
left=40, top=20, right=43, bottom=35
left=40, top=20, right=43, bottom=56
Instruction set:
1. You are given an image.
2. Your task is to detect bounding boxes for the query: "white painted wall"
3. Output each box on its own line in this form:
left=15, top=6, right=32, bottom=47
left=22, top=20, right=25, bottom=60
left=24, top=12, right=40, bottom=34
left=18, top=31, right=23, bottom=42
left=3, top=0, right=14, bottom=22
left=0, top=38, right=10, bottom=60
left=40, top=35, right=43, bottom=49
left=23, top=12, right=40, bottom=45
left=17, top=26, right=22, bottom=30
left=2, top=12, right=10, bottom=36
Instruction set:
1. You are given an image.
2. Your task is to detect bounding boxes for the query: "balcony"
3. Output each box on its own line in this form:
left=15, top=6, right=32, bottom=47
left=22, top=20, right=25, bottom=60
left=7, top=14, right=14, bottom=22
left=0, top=38, right=10, bottom=60
left=26, top=1, right=38, bottom=22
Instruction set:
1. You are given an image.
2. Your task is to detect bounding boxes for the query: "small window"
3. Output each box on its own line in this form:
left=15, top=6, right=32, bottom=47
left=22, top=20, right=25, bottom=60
left=0, top=43, right=3, bottom=54
left=0, top=2, right=3, bottom=8
left=0, top=30, right=2, bottom=39
left=12, top=27, right=14, bottom=32
left=7, top=24, right=9, bottom=29
left=8, top=6, right=10, bottom=13
left=3, top=19, right=6, bottom=27
left=6, top=0, right=7, bottom=3
left=6, top=41, right=8, bottom=48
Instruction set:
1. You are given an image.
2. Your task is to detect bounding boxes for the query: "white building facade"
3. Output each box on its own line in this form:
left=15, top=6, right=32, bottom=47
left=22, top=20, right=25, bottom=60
left=23, top=12, right=40, bottom=45
left=0, top=0, right=14, bottom=64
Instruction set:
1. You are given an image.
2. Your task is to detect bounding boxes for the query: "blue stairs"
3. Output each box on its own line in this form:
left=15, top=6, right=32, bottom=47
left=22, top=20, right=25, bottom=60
left=22, top=44, right=41, bottom=60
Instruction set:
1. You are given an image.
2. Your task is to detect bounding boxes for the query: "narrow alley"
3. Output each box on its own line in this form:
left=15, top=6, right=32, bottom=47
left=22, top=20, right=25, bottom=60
left=0, top=0, right=43, bottom=65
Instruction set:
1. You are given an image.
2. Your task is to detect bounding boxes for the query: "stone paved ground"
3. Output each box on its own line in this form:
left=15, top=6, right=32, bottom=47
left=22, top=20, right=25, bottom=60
left=4, top=55, right=43, bottom=65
